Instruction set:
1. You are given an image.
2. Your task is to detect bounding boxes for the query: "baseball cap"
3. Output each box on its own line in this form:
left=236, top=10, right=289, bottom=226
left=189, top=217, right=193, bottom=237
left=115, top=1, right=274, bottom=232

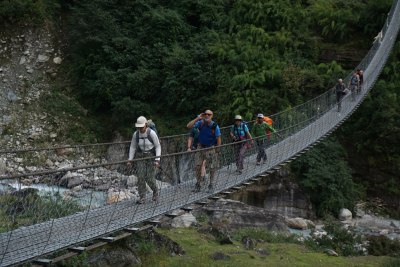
left=257, top=113, right=264, bottom=118
left=135, top=116, right=147, bottom=127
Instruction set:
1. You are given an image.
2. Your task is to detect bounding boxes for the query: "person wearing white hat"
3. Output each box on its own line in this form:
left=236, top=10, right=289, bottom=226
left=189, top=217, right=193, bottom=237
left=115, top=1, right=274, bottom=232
left=128, top=116, right=161, bottom=204
left=230, top=115, right=253, bottom=174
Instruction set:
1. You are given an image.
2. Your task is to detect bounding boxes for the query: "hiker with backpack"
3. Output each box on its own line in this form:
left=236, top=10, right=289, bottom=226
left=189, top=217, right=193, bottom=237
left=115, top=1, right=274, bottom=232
left=187, top=109, right=221, bottom=192
left=348, top=71, right=360, bottom=101
left=357, top=69, right=364, bottom=94
left=252, top=113, right=278, bottom=165
left=335, top=78, right=346, bottom=112
left=127, top=116, right=161, bottom=204
left=230, top=115, right=253, bottom=174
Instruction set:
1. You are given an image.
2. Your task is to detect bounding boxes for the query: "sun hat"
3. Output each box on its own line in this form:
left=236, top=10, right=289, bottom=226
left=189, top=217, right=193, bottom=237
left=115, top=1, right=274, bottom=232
left=234, top=115, right=242, bottom=120
left=257, top=113, right=264, bottom=118
left=135, top=116, right=147, bottom=128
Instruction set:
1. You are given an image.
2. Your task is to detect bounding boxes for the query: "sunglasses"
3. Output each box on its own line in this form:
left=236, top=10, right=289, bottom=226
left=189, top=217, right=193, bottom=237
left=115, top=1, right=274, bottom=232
left=204, top=113, right=213, bottom=116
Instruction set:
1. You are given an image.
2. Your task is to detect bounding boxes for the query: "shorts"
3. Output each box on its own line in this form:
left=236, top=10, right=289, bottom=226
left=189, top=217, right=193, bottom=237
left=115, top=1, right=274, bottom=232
left=194, top=147, right=219, bottom=171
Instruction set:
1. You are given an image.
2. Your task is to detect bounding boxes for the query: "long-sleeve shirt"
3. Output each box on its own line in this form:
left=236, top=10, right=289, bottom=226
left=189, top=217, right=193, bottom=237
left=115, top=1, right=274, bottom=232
left=251, top=122, right=276, bottom=137
left=128, top=129, right=161, bottom=161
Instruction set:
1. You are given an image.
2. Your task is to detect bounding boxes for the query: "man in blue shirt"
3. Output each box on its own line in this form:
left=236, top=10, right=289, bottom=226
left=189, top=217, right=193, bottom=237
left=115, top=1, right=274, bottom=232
left=230, top=115, right=253, bottom=174
left=187, top=109, right=221, bottom=192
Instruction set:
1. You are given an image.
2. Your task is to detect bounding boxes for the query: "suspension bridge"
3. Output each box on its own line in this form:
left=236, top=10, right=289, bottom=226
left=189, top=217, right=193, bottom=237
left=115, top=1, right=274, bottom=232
left=0, top=1, right=399, bottom=266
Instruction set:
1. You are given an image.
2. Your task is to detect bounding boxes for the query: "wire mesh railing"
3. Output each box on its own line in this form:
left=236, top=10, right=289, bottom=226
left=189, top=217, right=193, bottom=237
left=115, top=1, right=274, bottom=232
left=0, top=0, right=399, bottom=266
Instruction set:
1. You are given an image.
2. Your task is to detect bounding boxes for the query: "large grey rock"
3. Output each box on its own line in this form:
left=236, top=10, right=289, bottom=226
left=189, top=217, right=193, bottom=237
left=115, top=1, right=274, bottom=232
left=37, top=54, right=49, bottom=62
left=7, top=91, right=20, bottom=102
left=53, top=57, right=62, bottom=64
left=231, top=171, right=315, bottom=219
left=203, top=199, right=288, bottom=232
left=126, top=175, right=138, bottom=187
left=171, top=213, right=197, bottom=228
left=286, top=217, right=315, bottom=230
left=86, top=247, right=140, bottom=267
left=339, top=208, right=352, bottom=221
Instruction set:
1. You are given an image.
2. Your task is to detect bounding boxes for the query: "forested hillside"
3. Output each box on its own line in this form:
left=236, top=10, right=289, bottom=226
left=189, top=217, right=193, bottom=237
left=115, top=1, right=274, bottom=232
left=1, top=0, right=399, bottom=215
left=63, top=0, right=390, bottom=134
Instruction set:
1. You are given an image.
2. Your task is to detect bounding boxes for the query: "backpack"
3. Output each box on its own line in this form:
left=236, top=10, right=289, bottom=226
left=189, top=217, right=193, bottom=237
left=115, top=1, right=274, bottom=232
left=135, top=128, right=155, bottom=153
left=198, top=120, right=218, bottom=145
left=263, top=116, right=273, bottom=126
left=351, top=76, right=359, bottom=85
left=263, top=116, right=273, bottom=140
left=199, top=120, right=217, bottom=136
left=147, top=119, right=157, bottom=134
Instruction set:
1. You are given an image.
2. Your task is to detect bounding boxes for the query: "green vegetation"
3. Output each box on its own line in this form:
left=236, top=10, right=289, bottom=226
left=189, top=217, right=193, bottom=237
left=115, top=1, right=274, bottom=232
left=153, top=227, right=392, bottom=267
left=233, top=227, right=301, bottom=244
left=305, top=218, right=364, bottom=256
left=339, top=39, right=400, bottom=214
left=64, top=0, right=391, bottom=135
left=0, top=0, right=61, bottom=25
left=0, top=191, right=82, bottom=233
left=368, top=236, right=400, bottom=257
left=291, top=138, right=362, bottom=217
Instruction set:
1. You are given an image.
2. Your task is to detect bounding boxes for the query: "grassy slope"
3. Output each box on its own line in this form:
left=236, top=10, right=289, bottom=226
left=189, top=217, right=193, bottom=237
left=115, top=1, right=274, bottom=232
left=152, top=228, right=391, bottom=267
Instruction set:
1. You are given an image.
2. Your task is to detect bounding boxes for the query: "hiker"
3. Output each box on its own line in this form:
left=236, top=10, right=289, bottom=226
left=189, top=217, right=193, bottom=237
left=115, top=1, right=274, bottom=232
left=187, top=109, right=221, bottom=192
left=187, top=126, right=206, bottom=178
left=357, top=69, right=364, bottom=94
left=348, top=71, right=360, bottom=101
left=127, top=116, right=161, bottom=204
left=251, top=113, right=277, bottom=165
left=335, top=78, right=346, bottom=112
left=230, top=115, right=253, bottom=174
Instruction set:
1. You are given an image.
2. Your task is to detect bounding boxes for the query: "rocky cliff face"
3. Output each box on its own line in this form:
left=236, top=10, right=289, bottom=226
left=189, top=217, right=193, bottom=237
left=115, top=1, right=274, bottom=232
left=229, top=168, right=316, bottom=220
left=0, top=23, right=64, bottom=149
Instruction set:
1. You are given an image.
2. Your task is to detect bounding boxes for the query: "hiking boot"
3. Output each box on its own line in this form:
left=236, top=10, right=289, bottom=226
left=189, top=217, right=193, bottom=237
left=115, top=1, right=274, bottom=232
left=235, top=169, right=242, bottom=174
left=152, top=191, right=159, bottom=202
left=136, top=198, right=145, bottom=204
left=256, top=161, right=261, bottom=166
left=207, top=184, right=214, bottom=192
left=192, top=182, right=201, bottom=193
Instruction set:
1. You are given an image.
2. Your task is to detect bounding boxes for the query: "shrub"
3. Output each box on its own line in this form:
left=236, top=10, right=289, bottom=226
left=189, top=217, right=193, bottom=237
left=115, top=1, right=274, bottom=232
left=368, top=236, right=400, bottom=257
left=233, top=228, right=301, bottom=244
left=305, top=217, right=365, bottom=256
left=0, top=0, right=61, bottom=24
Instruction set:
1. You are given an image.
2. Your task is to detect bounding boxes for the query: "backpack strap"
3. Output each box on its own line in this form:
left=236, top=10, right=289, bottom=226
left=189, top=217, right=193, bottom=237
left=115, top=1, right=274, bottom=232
left=233, top=122, right=244, bottom=139
left=135, top=128, right=154, bottom=152
left=199, top=120, right=217, bottom=136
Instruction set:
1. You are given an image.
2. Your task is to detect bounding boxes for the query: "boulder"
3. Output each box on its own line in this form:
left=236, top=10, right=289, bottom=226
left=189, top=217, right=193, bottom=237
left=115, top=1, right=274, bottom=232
left=126, top=175, right=138, bottom=187
left=242, top=236, right=257, bottom=249
left=203, top=199, right=288, bottom=232
left=286, top=217, right=315, bottom=230
left=339, top=208, right=352, bottom=221
left=171, top=213, right=197, bottom=228
left=53, top=57, right=62, bottom=64
left=106, top=189, right=135, bottom=204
